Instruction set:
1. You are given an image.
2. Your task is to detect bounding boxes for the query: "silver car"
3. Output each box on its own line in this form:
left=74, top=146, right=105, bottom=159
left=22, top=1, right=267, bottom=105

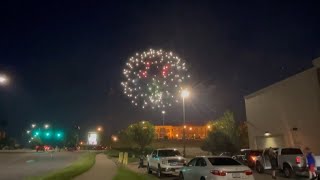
left=179, top=156, right=255, bottom=180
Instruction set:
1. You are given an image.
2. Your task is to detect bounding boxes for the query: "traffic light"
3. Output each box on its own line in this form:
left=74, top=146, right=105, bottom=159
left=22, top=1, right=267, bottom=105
left=55, top=131, right=64, bottom=140
left=34, top=131, right=40, bottom=137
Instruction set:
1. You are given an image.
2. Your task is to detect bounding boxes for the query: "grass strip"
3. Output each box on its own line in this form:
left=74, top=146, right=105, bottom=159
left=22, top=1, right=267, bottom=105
left=27, top=153, right=96, bottom=180
left=113, top=166, right=157, bottom=180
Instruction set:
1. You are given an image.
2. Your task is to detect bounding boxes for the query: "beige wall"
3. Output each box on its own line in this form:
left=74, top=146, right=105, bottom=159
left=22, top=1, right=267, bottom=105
left=245, top=65, right=320, bottom=154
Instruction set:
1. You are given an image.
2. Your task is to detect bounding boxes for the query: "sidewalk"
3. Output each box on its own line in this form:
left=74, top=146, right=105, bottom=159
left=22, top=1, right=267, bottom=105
left=74, top=153, right=117, bottom=180
left=126, top=161, right=146, bottom=174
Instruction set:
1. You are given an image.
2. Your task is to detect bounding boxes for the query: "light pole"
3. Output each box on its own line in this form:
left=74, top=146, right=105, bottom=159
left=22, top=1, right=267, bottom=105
left=181, top=89, right=190, bottom=157
left=161, top=111, right=166, bottom=126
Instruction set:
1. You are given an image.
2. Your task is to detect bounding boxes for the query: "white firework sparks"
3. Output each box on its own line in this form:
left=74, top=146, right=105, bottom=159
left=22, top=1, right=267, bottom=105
left=121, top=49, right=190, bottom=110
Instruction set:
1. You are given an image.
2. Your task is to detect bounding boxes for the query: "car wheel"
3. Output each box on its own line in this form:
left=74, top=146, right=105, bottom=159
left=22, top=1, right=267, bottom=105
left=256, top=161, right=264, bottom=173
left=147, top=164, right=152, bottom=174
left=179, top=172, right=184, bottom=180
left=283, top=165, right=294, bottom=178
left=157, top=164, right=162, bottom=178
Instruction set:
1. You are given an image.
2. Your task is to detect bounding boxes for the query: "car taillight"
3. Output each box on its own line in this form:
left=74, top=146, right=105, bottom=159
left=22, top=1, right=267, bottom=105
left=296, top=156, right=301, bottom=164
left=245, top=170, right=253, bottom=175
left=211, top=170, right=226, bottom=176
left=251, top=156, right=257, bottom=161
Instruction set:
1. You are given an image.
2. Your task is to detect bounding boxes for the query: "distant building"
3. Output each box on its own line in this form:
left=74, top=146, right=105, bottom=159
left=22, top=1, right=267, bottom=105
left=154, top=125, right=210, bottom=139
left=245, top=57, right=320, bottom=154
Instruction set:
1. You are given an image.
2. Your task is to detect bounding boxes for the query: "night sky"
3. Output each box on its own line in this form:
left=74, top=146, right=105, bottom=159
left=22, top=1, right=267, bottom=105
left=0, top=1, right=319, bottom=141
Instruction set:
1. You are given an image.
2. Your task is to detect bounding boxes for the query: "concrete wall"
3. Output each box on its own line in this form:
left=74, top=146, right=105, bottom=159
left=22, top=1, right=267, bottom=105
left=245, top=64, right=320, bottom=154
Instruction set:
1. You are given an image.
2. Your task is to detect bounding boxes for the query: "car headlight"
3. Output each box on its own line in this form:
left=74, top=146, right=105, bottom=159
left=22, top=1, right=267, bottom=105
left=162, top=160, right=168, bottom=164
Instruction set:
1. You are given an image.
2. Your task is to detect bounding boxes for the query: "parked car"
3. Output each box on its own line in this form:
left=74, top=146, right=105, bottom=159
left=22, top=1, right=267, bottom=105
left=179, top=156, right=254, bottom=180
left=147, top=148, right=186, bottom=177
left=240, top=149, right=262, bottom=168
left=219, top=152, right=233, bottom=157
left=256, top=147, right=306, bottom=178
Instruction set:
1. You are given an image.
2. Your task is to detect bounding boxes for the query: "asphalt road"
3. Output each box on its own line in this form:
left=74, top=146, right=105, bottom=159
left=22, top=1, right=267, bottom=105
left=0, top=151, right=83, bottom=180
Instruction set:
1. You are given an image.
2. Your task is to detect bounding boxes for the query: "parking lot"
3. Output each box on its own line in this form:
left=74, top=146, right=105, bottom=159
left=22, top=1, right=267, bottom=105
left=146, top=170, right=309, bottom=180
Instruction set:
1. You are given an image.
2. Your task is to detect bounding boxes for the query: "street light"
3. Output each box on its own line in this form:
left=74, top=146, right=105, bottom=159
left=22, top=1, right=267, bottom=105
left=0, top=74, right=9, bottom=86
left=112, top=136, right=118, bottom=142
left=181, top=89, right=190, bottom=157
left=44, top=124, right=49, bottom=129
left=97, top=126, right=103, bottom=132
left=31, top=124, right=36, bottom=128
left=26, top=130, right=30, bottom=134
left=161, top=111, right=166, bottom=126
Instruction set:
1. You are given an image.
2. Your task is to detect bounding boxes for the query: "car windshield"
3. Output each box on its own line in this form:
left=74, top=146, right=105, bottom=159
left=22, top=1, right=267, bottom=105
left=208, top=157, right=242, bottom=166
left=158, top=150, right=181, bottom=157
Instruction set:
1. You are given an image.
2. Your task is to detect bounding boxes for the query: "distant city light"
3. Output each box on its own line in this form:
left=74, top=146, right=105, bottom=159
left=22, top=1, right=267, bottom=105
left=44, top=124, right=49, bottom=129
left=0, top=74, right=9, bottom=86
left=26, top=130, right=30, bottom=134
left=112, top=136, right=118, bottom=142
left=31, top=124, right=36, bottom=128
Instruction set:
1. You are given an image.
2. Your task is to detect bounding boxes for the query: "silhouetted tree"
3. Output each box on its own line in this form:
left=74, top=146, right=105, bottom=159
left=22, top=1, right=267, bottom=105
left=126, top=121, right=155, bottom=151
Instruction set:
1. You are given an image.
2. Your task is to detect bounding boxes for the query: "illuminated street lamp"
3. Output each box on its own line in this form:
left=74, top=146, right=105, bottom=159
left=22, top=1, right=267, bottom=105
left=112, top=136, right=118, bottom=142
left=26, top=130, right=30, bottom=134
left=31, top=124, right=36, bottom=128
left=181, top=89, right=190, bottom=157
left=44, top=124, right=49, bottom=129
left=0, top=74, right=9, bottom=86
left=161, top=110, right=166, bottom=126
left=97, top=126, right=103, bottom=132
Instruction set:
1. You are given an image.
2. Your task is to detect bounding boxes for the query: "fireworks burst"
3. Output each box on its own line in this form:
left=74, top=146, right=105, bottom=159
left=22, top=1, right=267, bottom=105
left=121, top=49, right=190, bottom=110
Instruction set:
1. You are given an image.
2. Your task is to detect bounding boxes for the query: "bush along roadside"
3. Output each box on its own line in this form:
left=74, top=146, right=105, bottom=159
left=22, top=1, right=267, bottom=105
left=27, top=153, right=96, bottom=180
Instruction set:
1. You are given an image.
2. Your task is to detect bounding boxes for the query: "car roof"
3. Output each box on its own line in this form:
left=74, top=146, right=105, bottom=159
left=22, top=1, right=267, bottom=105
left=195, top=156, right=234, bottom=158
left=156, top=148, right=179, bottom=151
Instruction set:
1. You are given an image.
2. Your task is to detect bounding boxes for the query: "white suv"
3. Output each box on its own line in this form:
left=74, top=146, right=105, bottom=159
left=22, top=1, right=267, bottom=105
left=147, top=148, right=186, bottom=177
